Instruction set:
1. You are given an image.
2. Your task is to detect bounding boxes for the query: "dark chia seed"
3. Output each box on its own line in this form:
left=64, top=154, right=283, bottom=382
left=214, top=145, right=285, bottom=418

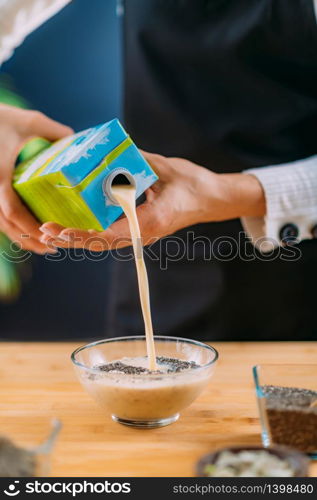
left=261, top=385, right=317, bottom=453
left=0, top=436, right=35, bottom=477
left=156, top=356, right=199, bottom=373
left=94, top=356, right=200, bottom=375
left=98, top=362, right=149, bottom=375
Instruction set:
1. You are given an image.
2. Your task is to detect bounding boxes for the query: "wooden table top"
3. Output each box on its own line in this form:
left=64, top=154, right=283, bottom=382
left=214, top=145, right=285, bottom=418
left=0, top=341, right=316, bottom=477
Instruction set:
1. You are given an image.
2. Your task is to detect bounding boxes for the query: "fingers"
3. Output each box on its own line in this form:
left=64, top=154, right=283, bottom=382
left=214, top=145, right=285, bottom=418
left=103, top=202, right=162, bottom=247
left=140, top=151, right=172, bottom=182
left=141, top=150, right=197, bottom=180
left=0, top=213, right=56, bottom=254
left=39, top=200, right=165, bottom=251
left=0, top=184, right=43, bottom=240
left=39, top=222, right=105, bottom=250
left=19, top=110, right=73, bottom=141
left=40, top=224, right=113, bottom=251
left=39, top=222, right=65, bottom=236
left=0, top=106, right=73, bottom=253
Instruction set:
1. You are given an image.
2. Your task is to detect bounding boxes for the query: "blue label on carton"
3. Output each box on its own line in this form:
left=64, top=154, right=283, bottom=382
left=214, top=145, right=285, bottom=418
left=14, top=119, right=158, bottom=231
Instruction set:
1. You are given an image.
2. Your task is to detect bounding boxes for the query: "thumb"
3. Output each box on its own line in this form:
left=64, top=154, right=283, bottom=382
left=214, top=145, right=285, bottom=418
left=23, top=111, right=73, bottom=141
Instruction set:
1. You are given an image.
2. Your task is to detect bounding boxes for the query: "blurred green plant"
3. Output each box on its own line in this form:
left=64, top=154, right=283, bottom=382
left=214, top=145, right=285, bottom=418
left=0, top=74, right=28, bottom=108
left=0, top=233, right=24, bottom=302
left=0, top=75, right=31, bottom=303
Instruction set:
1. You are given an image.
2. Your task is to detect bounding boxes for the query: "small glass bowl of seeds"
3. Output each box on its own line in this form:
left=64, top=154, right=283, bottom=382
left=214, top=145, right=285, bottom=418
left=253, top=364, right=317, bottom=458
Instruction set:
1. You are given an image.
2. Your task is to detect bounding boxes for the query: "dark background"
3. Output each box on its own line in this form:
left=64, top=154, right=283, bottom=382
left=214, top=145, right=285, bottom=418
left=0, top=0, right=122, bottom=340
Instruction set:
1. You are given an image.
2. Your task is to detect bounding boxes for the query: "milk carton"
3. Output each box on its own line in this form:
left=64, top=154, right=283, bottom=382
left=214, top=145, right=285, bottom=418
left=13, top=119, right=158, bottom=231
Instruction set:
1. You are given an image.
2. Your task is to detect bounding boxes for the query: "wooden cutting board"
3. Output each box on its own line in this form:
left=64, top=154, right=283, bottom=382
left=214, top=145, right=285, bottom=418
left=0, top=341, right=316, bottom=477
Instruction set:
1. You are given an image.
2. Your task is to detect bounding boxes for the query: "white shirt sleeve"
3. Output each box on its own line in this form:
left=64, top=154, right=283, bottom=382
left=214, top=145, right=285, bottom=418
left=0, top=0, right=71, bottom=66
left=241, top=0, right=317, bottom=252
left=241, top=158, right=317, bottom=251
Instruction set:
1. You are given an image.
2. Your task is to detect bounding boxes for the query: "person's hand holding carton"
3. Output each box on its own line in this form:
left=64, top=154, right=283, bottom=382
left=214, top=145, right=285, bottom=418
left=0, top=104, right=72, bottom=253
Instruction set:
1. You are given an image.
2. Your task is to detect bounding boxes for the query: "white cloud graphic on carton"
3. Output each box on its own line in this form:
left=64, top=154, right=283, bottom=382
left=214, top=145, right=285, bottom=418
left=56, top=127, right=111, bottom=169
left=134, top=170, right=158, bottom=195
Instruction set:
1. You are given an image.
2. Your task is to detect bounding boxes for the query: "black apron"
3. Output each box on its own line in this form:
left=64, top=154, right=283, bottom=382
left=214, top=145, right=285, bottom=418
left=106, top=0, right=317, bottom=340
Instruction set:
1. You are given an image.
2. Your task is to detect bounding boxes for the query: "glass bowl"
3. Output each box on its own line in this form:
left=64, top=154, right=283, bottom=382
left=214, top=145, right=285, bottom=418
left=253, top=364, right=317, bottom=459
left=71, top=336, right=218, bottom=428
left=0, top=419, right=61, bottom=477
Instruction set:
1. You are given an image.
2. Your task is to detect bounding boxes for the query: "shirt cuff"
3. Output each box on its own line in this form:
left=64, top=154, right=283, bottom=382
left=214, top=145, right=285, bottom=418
left=241, top=155, right=317, bottom=252
left=0, top=0, right=71, bottom=66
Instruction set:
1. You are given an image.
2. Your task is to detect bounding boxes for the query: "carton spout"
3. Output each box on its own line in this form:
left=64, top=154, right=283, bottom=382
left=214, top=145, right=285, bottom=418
left=103, top=168, right=136, bottom=206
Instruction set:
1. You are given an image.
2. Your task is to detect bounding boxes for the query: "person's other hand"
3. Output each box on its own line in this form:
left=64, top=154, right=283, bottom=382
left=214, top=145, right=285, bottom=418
left=0, top=104, right=73, bottom=253
left=39, top=151, right=265, bottom=252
